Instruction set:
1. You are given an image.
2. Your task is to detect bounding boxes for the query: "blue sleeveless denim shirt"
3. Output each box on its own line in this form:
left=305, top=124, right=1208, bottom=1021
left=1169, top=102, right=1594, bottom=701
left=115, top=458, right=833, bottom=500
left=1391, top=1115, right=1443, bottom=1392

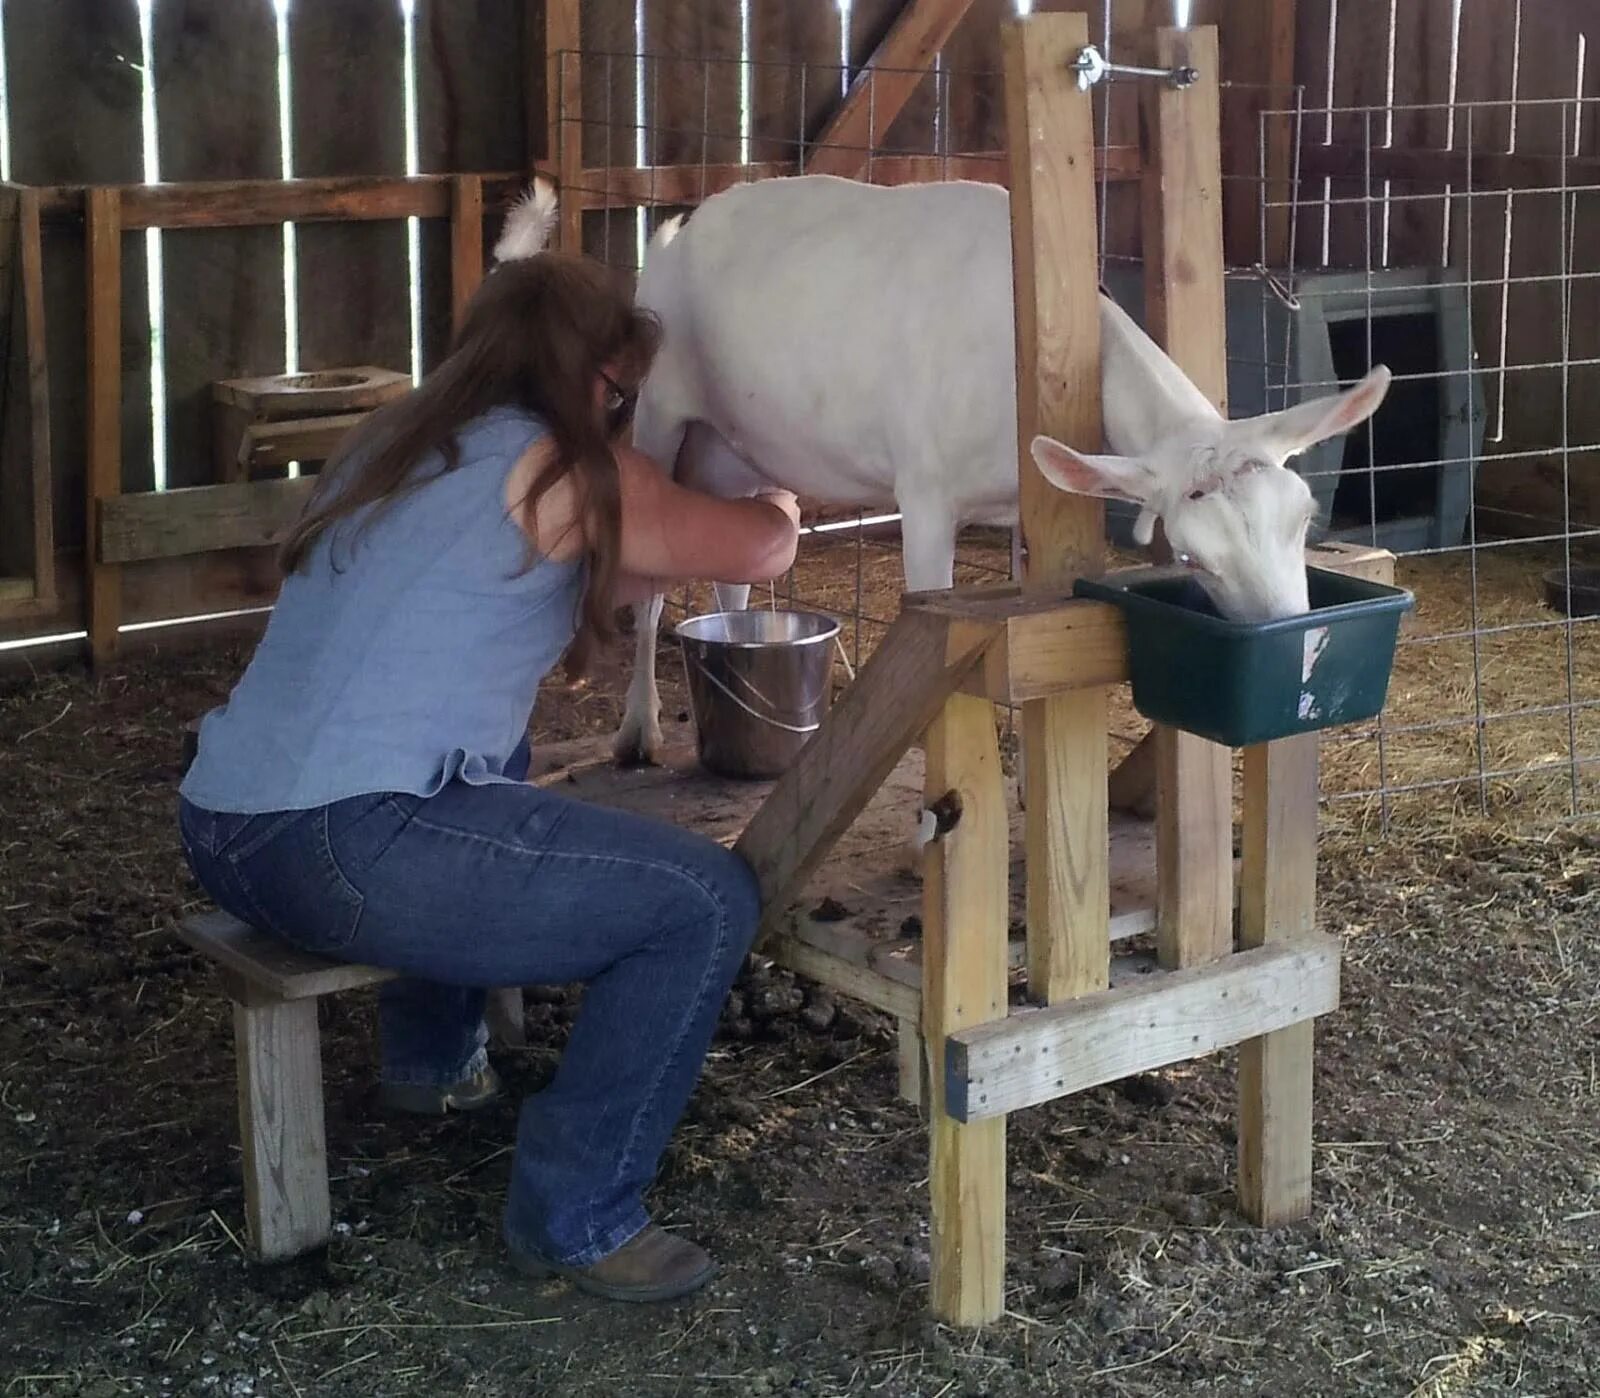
left=181, top=405, right=583, bottom=814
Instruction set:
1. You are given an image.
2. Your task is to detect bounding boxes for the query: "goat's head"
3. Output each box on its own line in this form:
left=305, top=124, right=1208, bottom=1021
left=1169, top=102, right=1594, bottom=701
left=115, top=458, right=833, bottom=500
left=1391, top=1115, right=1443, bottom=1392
left=1031, top=294, right=1392, bottom=623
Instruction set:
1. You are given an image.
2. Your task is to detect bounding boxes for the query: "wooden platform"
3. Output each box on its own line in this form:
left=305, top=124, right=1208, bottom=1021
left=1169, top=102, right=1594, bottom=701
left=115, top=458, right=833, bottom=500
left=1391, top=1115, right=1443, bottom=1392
left=527, top=733, right=1180, bottom=1016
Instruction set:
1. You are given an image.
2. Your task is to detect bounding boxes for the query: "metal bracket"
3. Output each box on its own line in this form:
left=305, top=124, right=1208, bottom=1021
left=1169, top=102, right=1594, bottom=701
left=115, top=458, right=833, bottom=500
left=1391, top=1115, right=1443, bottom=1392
left=1069, top=45, right=1200, bottom=92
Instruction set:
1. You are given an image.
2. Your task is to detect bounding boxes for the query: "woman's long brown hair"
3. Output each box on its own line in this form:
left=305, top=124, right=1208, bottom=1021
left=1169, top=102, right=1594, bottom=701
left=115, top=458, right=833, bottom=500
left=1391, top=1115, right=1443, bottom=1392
left=278, top=251, right=661, bottom=675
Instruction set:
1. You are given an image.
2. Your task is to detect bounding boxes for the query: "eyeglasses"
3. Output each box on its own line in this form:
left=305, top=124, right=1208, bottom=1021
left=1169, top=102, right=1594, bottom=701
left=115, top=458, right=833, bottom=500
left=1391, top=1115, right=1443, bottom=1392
left=600, top=370, right=638, bottom=437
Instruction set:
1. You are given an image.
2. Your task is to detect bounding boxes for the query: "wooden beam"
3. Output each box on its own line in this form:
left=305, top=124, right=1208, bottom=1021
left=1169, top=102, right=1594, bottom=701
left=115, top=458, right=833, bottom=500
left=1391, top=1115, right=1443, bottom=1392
left=98, top=477, right=317, bottom=566
left=178, top=910, right=395, bottom=1002
left=947, top=935, right=1340, bottom=1122
left=1217, top=0, right=1297, bottom=265
left=38, top=173, right=541, bottom=230
left=1237, top=732, right=1321, bottom=1225
left=451, top=174, right=484, bottom=333
left=806, top=0, right=979, bottom=179
left=1141, top=27, right=1234, bottom=972
left=1296, top=141, right=1600, bottom=193
left=1003, top=11, right=1109, bottom=1006
left=233, top=996, right=332, bottom=1261
left=550, top=0, right=584, bottom=253
left=85, top=187, right=121, bottom=670
left=240, top=414, right=366, bottom=472
left=767, top=927, right=922, bottom=1022
left=19, top=188, right=52, bottom=606
left=735, top=607, right=999, bottom=935
left=922, top=691, right=1008, bottom=1326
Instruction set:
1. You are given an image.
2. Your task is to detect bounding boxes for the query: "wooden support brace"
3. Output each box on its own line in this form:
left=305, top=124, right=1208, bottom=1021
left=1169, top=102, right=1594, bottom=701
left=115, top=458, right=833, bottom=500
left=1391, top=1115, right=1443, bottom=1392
left=806, top=0, right=978, bottom=179
left=450, top=174, right=485, bottom=333
left=85, top=187, right=122, bottom=671
left=735, top=607, right=997, bottom=936
left=922, top=693, right=1008, bottom=1326
left=1141, top=27, right=1234, bottom=970
left=20, top=188, right=53, bottom=607
left=946, top=935, right=1340, bottom=1122
left=1002, top=12, right=1109, bottom=1005
left=233, top=994, right=332, bottom=1261
left=1237, top=732, right=1320, bottom=1225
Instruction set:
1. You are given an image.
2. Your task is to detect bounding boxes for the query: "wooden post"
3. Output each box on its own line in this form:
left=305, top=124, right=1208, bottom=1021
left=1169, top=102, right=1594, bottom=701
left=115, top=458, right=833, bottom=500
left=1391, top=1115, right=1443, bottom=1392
left=922, top=691, right=1008, bottom=1326
left=233, top=995, right=333, bottom=1260
left=1140, top=27, right=1234, bottom=970
left=1001, top=12, right=1109, bottom=1004
left=1237, top=733, right=1319, bottom=1223
left=450, top=175, right=485, bottom=333
left=547, top=0, right=584, bottom=254
left=85, top=187, right=122, bottom=671
left=20, top=189, right=53, bottom=607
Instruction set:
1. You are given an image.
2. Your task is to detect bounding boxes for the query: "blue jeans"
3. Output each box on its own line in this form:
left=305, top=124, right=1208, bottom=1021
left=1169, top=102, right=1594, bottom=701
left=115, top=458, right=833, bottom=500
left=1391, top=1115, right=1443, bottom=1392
left=176, top=739, right=762, bottom=1267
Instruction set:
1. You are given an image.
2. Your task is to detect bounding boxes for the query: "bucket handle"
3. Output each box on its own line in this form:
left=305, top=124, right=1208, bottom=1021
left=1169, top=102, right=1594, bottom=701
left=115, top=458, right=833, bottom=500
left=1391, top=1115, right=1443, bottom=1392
left=685, top=652, right=824, bottom=736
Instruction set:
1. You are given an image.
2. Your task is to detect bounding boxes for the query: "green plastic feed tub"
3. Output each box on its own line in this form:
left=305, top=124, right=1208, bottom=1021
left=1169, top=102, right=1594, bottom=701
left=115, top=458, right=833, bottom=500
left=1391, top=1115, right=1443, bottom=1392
left=1073, top=565, right=1415, bottom=748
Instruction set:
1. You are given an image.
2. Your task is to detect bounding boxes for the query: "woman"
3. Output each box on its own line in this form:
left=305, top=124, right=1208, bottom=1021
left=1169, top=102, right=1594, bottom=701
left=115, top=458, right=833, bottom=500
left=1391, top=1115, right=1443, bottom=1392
left=178, top=248, right=800, bottom=1303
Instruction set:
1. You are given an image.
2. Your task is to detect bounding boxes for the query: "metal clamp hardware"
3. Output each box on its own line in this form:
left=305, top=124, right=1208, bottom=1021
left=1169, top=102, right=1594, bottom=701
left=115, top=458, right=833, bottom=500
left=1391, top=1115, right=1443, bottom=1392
left=1068, top=45, right=1200, bottom=92
left=1252, top=262, right=1302, bottom=312
left=914, top=790, right=965, bottom=850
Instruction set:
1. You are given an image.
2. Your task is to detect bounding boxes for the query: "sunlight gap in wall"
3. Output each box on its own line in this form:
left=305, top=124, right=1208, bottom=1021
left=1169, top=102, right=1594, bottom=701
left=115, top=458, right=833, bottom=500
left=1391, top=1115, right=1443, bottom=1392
left=136, top=0, right=169, bottom=492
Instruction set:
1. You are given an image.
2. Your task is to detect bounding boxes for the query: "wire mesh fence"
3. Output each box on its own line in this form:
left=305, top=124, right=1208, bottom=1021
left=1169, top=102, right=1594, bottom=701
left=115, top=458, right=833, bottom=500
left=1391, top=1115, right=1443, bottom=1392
left=551, top=39, right=1600, bottom=832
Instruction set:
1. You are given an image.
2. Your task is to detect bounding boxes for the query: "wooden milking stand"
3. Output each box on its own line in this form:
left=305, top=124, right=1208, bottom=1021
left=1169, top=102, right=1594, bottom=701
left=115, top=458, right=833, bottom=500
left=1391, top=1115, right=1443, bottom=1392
left=737, top=12, right=1380, bottom=1327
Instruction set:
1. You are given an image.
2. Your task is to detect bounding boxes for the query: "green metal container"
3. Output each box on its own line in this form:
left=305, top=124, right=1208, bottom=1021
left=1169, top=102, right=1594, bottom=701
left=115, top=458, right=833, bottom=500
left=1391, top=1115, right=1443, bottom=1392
left=1073, top=565, right=1415, bottom=748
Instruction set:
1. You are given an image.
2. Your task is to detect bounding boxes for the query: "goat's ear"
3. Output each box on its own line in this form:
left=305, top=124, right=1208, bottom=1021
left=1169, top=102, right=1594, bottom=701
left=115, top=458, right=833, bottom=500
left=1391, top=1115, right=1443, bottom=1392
left=1249, top=366, right=1393, bottom=460
left=1031, top=435, right=1158, bottom=504
left=1098, top=293, right=1225, bottom=456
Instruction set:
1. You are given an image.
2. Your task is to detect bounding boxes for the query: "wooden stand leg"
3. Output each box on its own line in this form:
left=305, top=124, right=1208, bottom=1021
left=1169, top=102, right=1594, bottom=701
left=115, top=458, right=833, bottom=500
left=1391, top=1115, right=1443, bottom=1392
left=233, top=996, right=332, bottom=1261
left=85, top=187, right=123, bottom=673
left=1237, top=733, right=1319, bottom=1224
left=1142, top=27, right=1235, bottom=971
left=896, top=1017, right=927, bottom=1112
left=924, top=693, right=1009, bottom=1326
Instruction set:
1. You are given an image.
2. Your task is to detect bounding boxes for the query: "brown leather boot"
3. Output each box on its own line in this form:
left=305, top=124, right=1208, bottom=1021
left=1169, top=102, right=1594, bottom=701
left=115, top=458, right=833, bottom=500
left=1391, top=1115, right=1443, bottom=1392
left=511, top=1224, right=717, bottom=1303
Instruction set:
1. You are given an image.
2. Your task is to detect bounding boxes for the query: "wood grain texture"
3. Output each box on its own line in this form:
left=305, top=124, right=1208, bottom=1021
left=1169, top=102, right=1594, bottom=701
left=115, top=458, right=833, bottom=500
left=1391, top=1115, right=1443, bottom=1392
left=290, top=1, right=411, bottom=378
left=808, top=0, right=977, bottom=177
left=922, top=692, right=1008, bottom=1326
left=1003, top=11, right=1109, bottom=1005
left=10, top=0, right=151, bottom=542
left=99, top=476, right=318, bottom=565
left=179, top=910, right=395, bottom=1001
left=233, top=996, right=332, bottom=1261
left=750, top=1, right=842, bottom=165
left=1237, top=732, right=1321, bottom=1224
left=948, top=935, right=1340, bottom=1121
left=154, top=0, right=284, bottom=490
left=85, top=188, right=122, bottom=668
left=734, top=607, right=997, bottom=932
left=1141, top=28, right=1233, bottom=971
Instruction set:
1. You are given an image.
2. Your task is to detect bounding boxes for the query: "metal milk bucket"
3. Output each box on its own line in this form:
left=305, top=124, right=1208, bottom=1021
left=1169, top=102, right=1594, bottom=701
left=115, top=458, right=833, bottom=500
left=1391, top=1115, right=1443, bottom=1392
left=674, top=609, right=841, bottom=779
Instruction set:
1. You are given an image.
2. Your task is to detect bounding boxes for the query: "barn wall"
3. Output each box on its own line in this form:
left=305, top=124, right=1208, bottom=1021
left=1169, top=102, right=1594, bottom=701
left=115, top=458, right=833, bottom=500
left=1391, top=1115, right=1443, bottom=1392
left=5, top=0, right=1597, bottom=650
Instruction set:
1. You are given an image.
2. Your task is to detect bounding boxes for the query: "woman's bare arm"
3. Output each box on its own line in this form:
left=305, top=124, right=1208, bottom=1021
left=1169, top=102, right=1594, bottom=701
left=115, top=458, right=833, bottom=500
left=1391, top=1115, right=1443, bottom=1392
left=513, top=440, right=799, bottom=587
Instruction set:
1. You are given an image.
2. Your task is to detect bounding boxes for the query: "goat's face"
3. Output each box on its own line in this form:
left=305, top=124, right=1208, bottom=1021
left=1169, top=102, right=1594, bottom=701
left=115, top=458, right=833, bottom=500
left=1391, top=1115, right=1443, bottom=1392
left=1030, top=295, right=1392, bottom=623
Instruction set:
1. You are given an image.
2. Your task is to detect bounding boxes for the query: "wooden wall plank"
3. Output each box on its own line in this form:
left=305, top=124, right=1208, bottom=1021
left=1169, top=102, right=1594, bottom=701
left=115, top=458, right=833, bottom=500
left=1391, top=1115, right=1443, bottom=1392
left=749, top=2, right=842, bottom=165
left=7, top=0, right=152, bottom=547
left=154, top=0, right=285, bottom=491
left=290, top=1, right=412, bottom=380
left=583, top=2, right=646, bottom=269
left=415, top=1, right=528, bottom=366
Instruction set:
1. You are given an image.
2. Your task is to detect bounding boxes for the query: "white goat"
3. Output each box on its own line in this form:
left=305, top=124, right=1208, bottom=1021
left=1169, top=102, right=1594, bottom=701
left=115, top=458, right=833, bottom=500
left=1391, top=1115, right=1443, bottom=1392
left=495, top=175, right=1391, bottom=768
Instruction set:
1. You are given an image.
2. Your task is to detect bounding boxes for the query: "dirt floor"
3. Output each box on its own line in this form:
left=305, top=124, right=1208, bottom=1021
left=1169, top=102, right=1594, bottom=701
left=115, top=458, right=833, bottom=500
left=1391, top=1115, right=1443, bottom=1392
left=2, top=539, right=1598, bottom=1396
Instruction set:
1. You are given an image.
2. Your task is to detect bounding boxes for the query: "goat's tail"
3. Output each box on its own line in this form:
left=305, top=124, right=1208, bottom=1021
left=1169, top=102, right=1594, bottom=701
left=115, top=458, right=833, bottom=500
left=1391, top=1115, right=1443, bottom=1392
left=492, top=178, right=559, bottom=263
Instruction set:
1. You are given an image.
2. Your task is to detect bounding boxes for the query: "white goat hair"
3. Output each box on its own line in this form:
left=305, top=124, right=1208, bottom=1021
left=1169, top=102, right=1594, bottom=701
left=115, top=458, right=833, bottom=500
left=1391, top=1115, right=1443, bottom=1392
left=495, top=175, right=1392, bottom=768
left=492, top=180, right=560, bottom=263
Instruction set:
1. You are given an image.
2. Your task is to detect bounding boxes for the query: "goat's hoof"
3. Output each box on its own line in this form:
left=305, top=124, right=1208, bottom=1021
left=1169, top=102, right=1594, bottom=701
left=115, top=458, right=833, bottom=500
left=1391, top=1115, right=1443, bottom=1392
left=612, top=720, right=663, bottom=769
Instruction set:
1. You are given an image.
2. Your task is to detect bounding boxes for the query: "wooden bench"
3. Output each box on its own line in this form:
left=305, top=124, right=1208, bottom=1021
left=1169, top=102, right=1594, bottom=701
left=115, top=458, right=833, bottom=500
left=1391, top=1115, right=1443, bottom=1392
left=176, top=908, right=525, bottom=1261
